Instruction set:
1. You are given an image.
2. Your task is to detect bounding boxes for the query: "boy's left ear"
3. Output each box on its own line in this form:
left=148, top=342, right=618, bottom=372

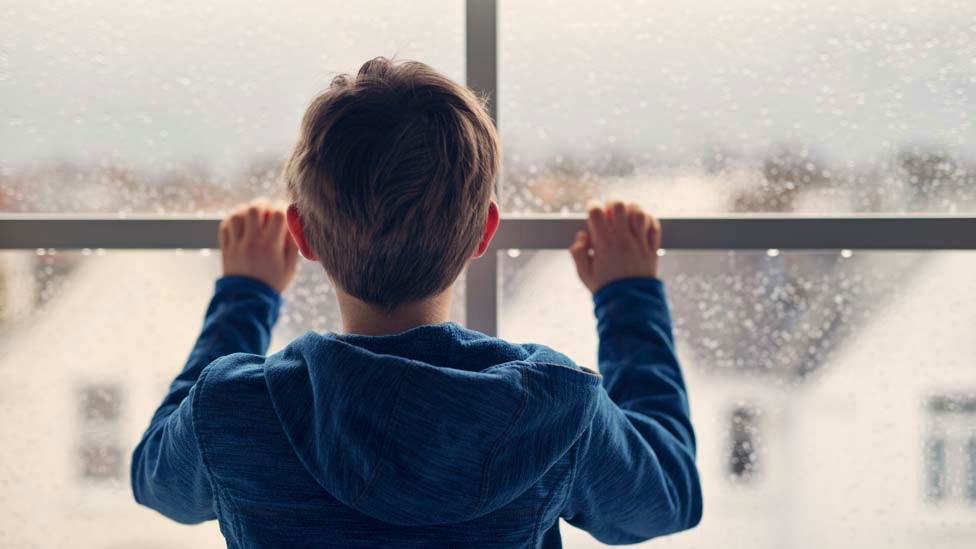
left=472, top=200, right=500, bottom=259
left=286, top=204, right=318, bottom=261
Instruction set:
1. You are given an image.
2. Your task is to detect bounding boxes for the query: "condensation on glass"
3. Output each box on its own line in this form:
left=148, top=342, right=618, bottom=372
left=0, top=0, right=462, bottom=213
left=500, top=0, right=976, bottom=214
left=0, top=249, right=461, bottom=547
left=499, top=249, right=976, bottom=548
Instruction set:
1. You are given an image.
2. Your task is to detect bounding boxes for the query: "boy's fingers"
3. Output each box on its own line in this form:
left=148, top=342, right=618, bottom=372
left=569, top=230, right=591, bottom=279
left=586, top=204, right=609, bottom=246
left=608, top=201, right=628, bottom=235
left=230, top=215, right=246, bottom=241
left=266, top=210, right=286, bottom=239
left=627, top=203, right=647, bottom=240
left=647, top=215, right=662, bottom=249
left=218, top=220, right=231, bottom=248
left=245, top=206, right=262, bottom=235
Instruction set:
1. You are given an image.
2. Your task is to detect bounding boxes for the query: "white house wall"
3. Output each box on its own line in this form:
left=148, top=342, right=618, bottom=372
left=792, top=252, right=976, bottom=549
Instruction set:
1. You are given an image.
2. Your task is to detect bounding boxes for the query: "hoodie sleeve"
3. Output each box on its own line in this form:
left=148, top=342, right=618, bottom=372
left=561, top=277, right=702, bottom=544
left=131, top=275, right=281, bottom=523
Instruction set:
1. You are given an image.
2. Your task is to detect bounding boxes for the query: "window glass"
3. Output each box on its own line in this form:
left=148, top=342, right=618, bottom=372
left=499, top=249, right=976, bottom=547
left=500, top=0, right=976, bottom=214
left=0, top=249, right=461, bottom=547
left=0, top=0, right=463, bottom=213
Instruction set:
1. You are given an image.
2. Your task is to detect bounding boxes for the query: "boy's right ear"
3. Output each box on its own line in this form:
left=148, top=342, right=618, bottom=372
left=471, top=200, right=500, bottom=259
left=286, top=204, right=318, bottom=261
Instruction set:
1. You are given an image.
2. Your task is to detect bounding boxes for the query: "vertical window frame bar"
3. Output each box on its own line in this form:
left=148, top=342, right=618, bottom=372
left=464, top=0, right=500, bottom=335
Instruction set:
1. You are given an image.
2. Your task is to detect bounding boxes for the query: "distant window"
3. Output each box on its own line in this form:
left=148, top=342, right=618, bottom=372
left=924, top=436, right=947, bottom=502
left=77, top=382, right=123, bottom=482
left=79, top=441, right=123, bottom=480
left=79, top=384, right=122, bottom=421
left=728, top=405, right=761, bottom=483
left=924, top=393, right=976, bottom=506
left=967, top=437, right=976, bottom=505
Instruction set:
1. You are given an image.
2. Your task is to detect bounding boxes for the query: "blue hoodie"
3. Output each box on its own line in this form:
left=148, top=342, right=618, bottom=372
left=132, top=275, right=702, bottom=548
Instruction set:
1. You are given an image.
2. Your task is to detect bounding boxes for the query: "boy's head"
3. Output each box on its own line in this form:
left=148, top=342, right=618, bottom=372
left=284, top=57, right=500, bottom=310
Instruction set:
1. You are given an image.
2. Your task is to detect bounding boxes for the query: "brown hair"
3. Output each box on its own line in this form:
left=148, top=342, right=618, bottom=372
left=284, top=57, right=499, bottom=310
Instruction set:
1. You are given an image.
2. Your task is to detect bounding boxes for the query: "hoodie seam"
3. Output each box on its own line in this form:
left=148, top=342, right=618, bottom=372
left=563, top=427, right=586, bottom=518
left=533, top=413, right=593, bottom=547
left=350, top=367, right=410, bottom=508
left=474, top=365, right=530, bottom=516
left=531, top=457, right=574, bottom=547
left=528, top=362, right=602, bottom=384
left=192, top=362, right=247, bottom=545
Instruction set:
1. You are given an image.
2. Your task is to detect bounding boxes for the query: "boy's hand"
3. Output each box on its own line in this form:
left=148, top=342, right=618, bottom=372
left=219, top=201, right=300, bottom=294
left=569, top=201, right=662, bottom=294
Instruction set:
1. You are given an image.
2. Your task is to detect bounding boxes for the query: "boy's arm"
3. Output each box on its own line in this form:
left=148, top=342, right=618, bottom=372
left=131, top=202, right=298, bottom=522
left=563, top=202, right=702, bottom=544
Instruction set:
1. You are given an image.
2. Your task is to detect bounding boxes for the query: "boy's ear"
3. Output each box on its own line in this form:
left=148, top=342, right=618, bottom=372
left=286, top=204, right=318, bottom=261
left=471, top=200, right=500, bottom=259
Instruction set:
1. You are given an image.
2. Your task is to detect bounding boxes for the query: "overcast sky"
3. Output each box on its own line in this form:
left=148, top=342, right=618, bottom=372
left=2, top=0, right=974, bottom=177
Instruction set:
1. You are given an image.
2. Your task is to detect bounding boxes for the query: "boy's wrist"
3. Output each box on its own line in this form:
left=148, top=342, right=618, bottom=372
left=213, top=275, right=284, bottom=329
left=592, top=276, right=664, bottom=306
left=216, top=275, right=284, bottom=301
left=593, top=276, right=671, bottom=334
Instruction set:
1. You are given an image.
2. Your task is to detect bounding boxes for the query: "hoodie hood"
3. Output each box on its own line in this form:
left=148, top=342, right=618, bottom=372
left=263, top=322, right=602, bottom=526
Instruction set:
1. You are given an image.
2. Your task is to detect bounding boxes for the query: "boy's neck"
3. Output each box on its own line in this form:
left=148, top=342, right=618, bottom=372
left=335, top=286, right=454, bottom=337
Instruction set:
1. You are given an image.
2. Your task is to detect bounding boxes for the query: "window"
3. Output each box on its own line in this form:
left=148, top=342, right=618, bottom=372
left=0, top=1, right=463, bottom=545
left=77, top=383, right=124, bottom=481
left=0, top=248, right=465, bottom=548
left=3, top=1, right=976, bottom=548
left=499, top=0, right=976, bottom=214
left=0, top=0, right=463, bottom=214
left=79, top=384, right=122, bottom=422
left=925, top=436, right=948, bottom=502
left=500, top=249, right=976, bottom=548
left=968, top=437, right=976, bottom=504
left=729, top=404, right=761, bottom=483
left=79, top=441, right=124, bottom=481
left=925, top=394, right=976, bottom=507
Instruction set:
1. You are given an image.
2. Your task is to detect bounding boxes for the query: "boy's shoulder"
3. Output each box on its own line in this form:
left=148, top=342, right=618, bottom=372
left=452, top=327, right=599, bottom=377
left=508, top=341, right=590, bottom=371
left=194, top=352, right=271, bottom=415
left=200, top=352, right=267, bottom=385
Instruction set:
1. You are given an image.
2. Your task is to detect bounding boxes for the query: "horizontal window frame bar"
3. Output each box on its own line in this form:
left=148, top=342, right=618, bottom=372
left=2, top=214, right=975, bottom=250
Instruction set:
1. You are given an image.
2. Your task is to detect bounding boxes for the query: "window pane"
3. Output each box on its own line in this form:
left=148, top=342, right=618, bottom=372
left=0, top=0, right=462, bottom=213
left=500, top=1, right=976, bottom=214
left=499, top=249, right=976, bottom=548
left=0, top=249, right=461, bottom=547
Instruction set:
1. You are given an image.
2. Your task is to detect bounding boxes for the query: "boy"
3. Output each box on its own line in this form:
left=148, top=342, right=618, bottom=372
left=132, top=57, right=702, bottom=548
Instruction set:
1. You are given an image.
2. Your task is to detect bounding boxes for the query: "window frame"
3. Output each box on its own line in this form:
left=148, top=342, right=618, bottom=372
left=2, top=0, right=976, bottom=337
